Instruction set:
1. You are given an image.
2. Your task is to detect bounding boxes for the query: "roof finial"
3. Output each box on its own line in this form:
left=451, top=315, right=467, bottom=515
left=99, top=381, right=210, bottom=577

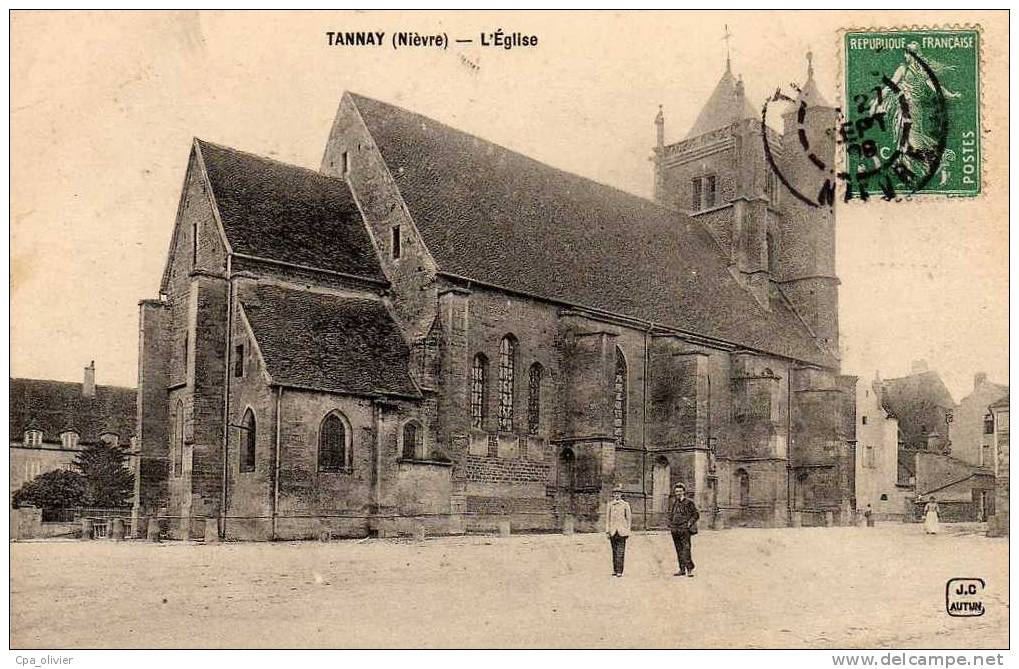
left=723, top=24, right=732, bottom=73
left=655, top=105, right=664, bottom=148
left=806, top=48, right=814, bottom=80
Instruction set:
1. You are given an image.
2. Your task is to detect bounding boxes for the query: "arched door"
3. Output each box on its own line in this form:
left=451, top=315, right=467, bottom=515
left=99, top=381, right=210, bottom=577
left=652, top=457, right=671, bottom=519
left=736, top=468, right=750, bottom=509
left=558, top=448, right=575, bottom=492
left=556, top=447, right=576, bottom=521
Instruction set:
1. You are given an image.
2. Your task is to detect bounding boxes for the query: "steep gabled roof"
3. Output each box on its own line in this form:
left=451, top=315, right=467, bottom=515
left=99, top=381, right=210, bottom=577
left=349, top=93, right=834, bottom=367
left=881, top=370, right=957, bottom=416
left=238, top=283, right=419, bottom=398
left=9, top=379, right=136, bottom=446
left=684, top=65, right=757, bottom=139
left=195, top=140, right=386, bottom=282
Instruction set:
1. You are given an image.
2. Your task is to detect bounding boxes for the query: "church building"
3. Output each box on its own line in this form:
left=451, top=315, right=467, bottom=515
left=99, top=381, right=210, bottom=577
left=135, top=54, right=857, bottom=540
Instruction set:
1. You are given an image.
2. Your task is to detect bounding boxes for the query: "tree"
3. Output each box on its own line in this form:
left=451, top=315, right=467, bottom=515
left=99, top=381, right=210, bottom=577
left=73, top=443, right=135, bottom=508
left=12, top=470, right=86, bottom=509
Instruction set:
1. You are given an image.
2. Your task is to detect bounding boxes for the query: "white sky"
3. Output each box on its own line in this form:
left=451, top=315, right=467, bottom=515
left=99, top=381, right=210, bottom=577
left=9, top=10, right=1009, bottom=403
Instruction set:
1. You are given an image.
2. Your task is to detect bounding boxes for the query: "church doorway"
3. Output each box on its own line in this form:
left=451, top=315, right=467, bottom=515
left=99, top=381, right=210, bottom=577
left=651, top=457, right=671, bottom=526
left=557, top=447, right=575, bottom=491
left=736, top=468, right=750, bottom=509
left=555, top=447, right=576, bottom=523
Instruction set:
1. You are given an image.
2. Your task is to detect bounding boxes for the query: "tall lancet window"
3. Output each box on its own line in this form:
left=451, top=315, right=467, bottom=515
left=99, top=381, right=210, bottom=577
left=498, top=335, right=517, bottom=431
left=613, top=347, right=627, bottom=444
left=471, top=354, right=488, bottom=429
left=527, top=363, right=543, bottom=435
left=240, top=408, right=256, bottom=473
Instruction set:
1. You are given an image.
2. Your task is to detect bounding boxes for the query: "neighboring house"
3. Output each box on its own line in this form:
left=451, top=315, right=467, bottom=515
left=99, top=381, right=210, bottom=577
left=10, top=362, right=137, bottom=500
left=914, top=451, right=995, bottom=522
left=987, top=394, right=1009, bottom=536
left=880, top=360, right=956, bottom=484
left=880, top=361, right=993, bottom=521
left=949, top=372, right=1008, bottom=467
left=136, top=53, right=858, bottom=541
left=855, top=372, right=910, bottom=518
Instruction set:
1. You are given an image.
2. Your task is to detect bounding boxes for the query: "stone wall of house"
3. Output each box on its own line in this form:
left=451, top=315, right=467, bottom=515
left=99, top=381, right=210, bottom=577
left=9, top=445, right=81, bottom=497
left=991, top=407, right=1009, bottom=535
left=855, top=378, right=903, bottom=516
left=950, top=376, right=1008, bottom=466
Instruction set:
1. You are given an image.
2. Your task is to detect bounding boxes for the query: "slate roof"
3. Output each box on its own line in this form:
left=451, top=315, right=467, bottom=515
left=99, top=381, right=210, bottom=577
left=683, top=66, right=757, bottom=139
left=349, top=93, right=834, bottom=367
left=9, top=379, right=136, bottom=446
left=196, top=140, right=386, bottom=283
left=989, top=392, right=1009, bottom=410
left=238, top=283, right=419, bottom=398
left=881, top=371, right=957, bottom=415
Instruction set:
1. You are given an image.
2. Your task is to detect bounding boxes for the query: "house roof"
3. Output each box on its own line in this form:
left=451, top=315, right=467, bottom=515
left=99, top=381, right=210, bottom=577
left=989, top=392, right=1009, bottom=410
left=683, top=65, right=757, bottom=139
left=881, top=370, right=957, bottom=417
left=195, top=139, right=386, bottom=283
left=9, top=379, right=136, bottom=446
left=238, top=283, right=419, bottom=398
left=349, top=93, right=834, bottom=367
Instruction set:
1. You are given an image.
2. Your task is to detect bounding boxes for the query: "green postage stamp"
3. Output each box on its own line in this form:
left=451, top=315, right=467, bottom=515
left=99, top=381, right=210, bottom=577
left=843, top=29, right=981, bottom=198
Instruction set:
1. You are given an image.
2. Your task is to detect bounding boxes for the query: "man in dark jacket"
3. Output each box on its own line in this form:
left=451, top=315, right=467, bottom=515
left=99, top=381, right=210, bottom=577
left=668, top=483, right=699, bottom=577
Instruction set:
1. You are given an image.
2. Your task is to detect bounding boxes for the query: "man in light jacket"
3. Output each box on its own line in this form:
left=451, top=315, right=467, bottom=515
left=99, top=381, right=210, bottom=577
left=605, top=485, right=632, bottom=577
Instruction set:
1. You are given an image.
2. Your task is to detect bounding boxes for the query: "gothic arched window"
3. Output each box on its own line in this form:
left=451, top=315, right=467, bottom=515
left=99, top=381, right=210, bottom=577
left=613, top=347, right=627, bottom=444
left=527, top=362, right=543, bottom=435
left=471, top=354, right=488, bottom=429
left=240, top=408, right=256, bottom=473
left=498, top=336, right=517, bottom=432
left=318, top=412, right=349, bottom=472
left=402, top=420, right=425, bottom=460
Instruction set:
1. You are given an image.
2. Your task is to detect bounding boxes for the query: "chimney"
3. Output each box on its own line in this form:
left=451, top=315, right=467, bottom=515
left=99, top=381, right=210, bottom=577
left=910, top=359, right=928, bottom=375
left=974, top=372, right=988, bottom=390
left=83, top=361, right=95, bottom=398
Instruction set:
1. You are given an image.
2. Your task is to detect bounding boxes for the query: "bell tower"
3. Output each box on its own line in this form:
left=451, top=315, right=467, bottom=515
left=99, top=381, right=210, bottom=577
left=651, top=48, right=840, bottom=353
left=776, top=52, right=840, bottom=355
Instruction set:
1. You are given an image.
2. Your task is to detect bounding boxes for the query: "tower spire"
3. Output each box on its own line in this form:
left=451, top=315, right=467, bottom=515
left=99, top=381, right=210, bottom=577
left=723, top=24, right=732, bottom=73
left=797, top=48, right=831, bottom=108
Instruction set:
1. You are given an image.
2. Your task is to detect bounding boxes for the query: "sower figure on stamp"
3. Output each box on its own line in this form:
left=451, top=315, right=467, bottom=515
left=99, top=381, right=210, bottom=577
left=605, top=485, right=631, bottom=577
left=668, top=483, right=699, bottom=577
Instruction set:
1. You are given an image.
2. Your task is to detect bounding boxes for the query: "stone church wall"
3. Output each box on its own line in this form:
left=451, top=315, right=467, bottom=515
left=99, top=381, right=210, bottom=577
left=320, top=94, right=438, bottom=342
left=148, top=153, right=231, bottom=537
left=442, top=283, right=561, bottom=531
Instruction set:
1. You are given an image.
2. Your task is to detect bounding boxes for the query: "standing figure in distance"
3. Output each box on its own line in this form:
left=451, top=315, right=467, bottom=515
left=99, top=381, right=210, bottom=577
left=605, top=485, right=631, bottom=577
left=865, top=504, right=875, bottom=527
left=668, top=483, right=699, bottom=577
left=923, top=496, right=940, bottom=535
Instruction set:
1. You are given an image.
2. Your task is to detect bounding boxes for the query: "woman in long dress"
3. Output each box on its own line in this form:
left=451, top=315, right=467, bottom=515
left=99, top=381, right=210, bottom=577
left=923, top=497, right=940, bottom=534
